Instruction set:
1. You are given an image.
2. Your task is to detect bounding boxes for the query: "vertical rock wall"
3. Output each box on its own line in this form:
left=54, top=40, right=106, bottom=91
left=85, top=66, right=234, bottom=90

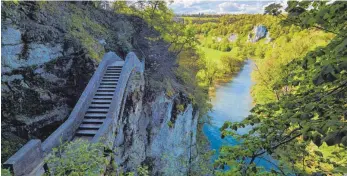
left=114, top=72, right=198, bottom=175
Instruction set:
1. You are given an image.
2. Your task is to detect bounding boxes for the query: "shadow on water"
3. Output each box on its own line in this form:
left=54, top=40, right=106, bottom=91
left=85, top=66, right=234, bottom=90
left=203, top=59, right=278, bottom=171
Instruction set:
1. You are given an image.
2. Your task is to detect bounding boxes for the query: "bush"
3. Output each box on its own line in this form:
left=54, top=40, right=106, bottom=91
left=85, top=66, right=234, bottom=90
left=167, top=121, right=174, bottom=128
left=137, top=165, right=149, bottom=176
left=176, top=104, right=185, bottom=113
left=1, top=168, right=11, bottom=176
left=45, top=139, right=108, bottom=175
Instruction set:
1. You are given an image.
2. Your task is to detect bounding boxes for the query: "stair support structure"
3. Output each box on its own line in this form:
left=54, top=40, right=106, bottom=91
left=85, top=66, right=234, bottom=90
left=4, top=52, right=144, bottom=176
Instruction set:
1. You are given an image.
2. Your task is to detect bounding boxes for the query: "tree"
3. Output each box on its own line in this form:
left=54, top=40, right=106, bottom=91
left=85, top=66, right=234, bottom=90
left=264, top=3, right=283, bottom=16
left=220, top=56, right=242, bottom=73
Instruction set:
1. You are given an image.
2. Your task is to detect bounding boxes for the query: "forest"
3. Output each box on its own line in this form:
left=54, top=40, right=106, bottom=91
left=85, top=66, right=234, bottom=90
left=1, top=1, right=346, bottom=176
left=180, top=1, right=346, bottom=175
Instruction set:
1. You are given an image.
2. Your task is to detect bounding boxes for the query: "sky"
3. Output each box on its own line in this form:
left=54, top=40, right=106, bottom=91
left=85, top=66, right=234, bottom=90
left=168, top=0, right=288, bottom=14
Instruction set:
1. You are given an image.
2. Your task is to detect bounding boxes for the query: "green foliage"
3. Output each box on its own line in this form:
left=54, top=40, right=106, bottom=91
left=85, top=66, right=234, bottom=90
left=3, top=0, right=19, bottom=5
left=137, top=165, right=149, bottom=176
left=1, top=135, right=26, bottom=162
left=45, top=139, right=108, bottom=175
left=176, top=49, right=212, bottom=116
left=67, top=4, right=107, bottom=61
left=264, top=3, right=283, bottom=16
left=1, top=168, right=12, bottom=176
left=167, top=121, right=174, bottom=128
left=217, top=1, right=347, bottom=175
left=220, top=55, right=243, bottom=74
left=176, top=104, right=185, bottom=113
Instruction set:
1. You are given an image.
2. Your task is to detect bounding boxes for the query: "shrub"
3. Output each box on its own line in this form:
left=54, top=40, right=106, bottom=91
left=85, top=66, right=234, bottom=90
left=167, top=121, right=174, bottom=128
left=176, top=104, right=185, bottom=113
left=1, top=168, right=11, bottom=176
left=137, top=165, right=149, bottom=176
left=45, top=139, right=108, bottom=175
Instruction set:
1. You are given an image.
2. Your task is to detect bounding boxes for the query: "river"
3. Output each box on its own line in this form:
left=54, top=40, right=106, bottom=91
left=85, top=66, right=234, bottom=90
left=203, top=59, right=275, bottom=171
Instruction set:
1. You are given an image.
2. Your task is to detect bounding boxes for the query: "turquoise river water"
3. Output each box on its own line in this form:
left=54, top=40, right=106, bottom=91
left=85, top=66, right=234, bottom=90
left=203, top=59, right=276, bottom=171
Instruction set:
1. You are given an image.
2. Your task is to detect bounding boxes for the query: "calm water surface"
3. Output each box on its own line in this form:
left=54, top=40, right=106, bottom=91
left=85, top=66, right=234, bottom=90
left=203, top=60, right=275, bottom=170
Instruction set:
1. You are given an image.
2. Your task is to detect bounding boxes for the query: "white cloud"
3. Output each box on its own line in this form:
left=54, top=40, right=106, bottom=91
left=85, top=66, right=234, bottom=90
left=169, top=0, right=288, bottom=14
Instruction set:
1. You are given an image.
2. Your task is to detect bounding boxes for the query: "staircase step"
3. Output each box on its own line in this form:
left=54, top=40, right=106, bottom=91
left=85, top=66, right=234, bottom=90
left=89, top=103, right=110, bottom=108
left=102, top=79, right=118, bottom=81
left=97, top=89, right=115, bottom=92
left=104, top=73, right=120, bottom=75
left=105, top=71, right=121, bottom=74
left=86, top=109, right=108, bottom=114
left=104, top=73, right=120, bottom=76
left=89, top=103, right=110, bottom=107
left=98, top=87, right=117, bottom=90
left=89, top=106, right=109, bottom=110
left=100, top=82, right=117, bottom=85
left=95, top=92, right=114, bottom=96
left=93, top=98, right=112, bottom=101
left=103, top=76, right=119, bottom=79
left=85, top=113, right=107, bottom=118
left=101, top=82, right=117, bottom=85
left=75, top=129, right=98, bottom=136
left=91, top=99, right=112, bottom=104
left=93, top=96, right=112, bottom=100
left=101, top=80, right=118, bottom=83
left=97, top=87, right=116, bottom=90
left=79, top=123, right=102, bottom=130
left=107, top=68, right=122, bottom=70
left=83, top=119, right=104, bottom=124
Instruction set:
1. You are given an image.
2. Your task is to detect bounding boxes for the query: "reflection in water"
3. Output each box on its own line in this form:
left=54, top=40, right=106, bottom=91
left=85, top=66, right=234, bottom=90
left=203, top=60, right=276, bottom=171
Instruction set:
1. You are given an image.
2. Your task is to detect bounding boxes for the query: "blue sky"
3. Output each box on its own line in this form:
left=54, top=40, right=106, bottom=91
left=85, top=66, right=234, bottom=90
left=169, top=0, right=288, bottom=14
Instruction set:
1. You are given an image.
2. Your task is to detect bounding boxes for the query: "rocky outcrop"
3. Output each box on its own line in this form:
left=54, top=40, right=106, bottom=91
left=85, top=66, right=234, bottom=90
left=1, top=29, right=97, bottom=161
left=114, top=73, right=198, bottom=175
left=228, top=33, right=238, bottom=42
left=2, top=2, right=199, bottom=175
left=248, top=25, right=268, bottom=43
left=2, top=27, right=63, bottom=72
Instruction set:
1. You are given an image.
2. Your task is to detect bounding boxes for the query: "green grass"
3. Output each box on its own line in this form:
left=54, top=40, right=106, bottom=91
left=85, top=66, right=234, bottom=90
left=198, top=46, right=231, bottom=63
left=182, top=16, right=220, bottom=24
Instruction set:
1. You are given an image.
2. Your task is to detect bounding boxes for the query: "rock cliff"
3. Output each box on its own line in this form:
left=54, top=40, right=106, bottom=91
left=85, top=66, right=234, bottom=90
left=114, top=72, right=198, bottom=175
left=248, top=25, right=268, bottom=43
left=1, top=2, right=199, bottom=175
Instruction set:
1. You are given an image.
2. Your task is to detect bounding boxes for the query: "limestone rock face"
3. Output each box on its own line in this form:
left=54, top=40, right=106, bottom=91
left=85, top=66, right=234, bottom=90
left=2, top=27, right=64, bottom=71
left=1, top=3, right=97, bottom=161
left=228, top=33, right=238, bottom=42
left=114, top=73, right=198, bottom=175
left=248, top=25, right=268, bottom=43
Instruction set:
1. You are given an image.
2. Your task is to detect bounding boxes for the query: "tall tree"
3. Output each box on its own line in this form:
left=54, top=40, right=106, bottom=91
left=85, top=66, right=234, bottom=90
left=264, top=3, right=283, bottom=16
